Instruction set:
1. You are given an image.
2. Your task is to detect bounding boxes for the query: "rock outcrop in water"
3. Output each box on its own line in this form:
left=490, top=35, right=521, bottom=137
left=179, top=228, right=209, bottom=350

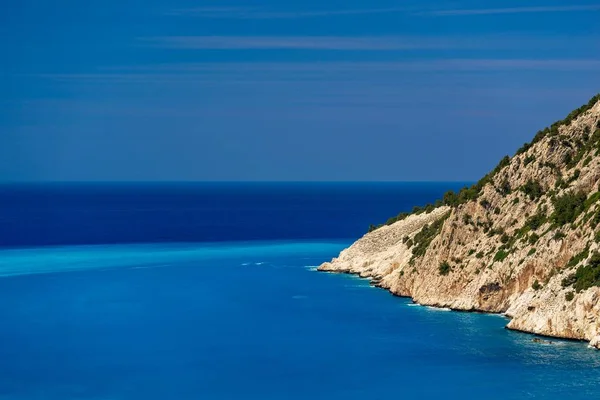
left=320, top=95, right=600, bottom=349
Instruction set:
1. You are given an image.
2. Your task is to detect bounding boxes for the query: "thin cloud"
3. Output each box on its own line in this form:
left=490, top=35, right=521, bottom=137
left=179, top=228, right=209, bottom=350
left=142, top=36, right=454, bottom=50
left=140, top=35, right=546, bottom=51
left=420, top=5, right=600, bottom=16
left=170, top=5, right=600, bottom=18
left=31, top=59, right=600, bottom=85
left=427, top=59, right=600, bottom=70
left=154, top=59, right=600, bottom=72
left=167, top=6, right=408, bottom=19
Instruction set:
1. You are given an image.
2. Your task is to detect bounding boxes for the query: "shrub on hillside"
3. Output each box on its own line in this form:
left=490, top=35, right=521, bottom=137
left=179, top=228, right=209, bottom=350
left=565, top=291, right=575, bottom=301
left=494, top=249, right=509, bottom=262
left=526, top=212, right=547, bottom=231
left=551, top=191, right=586, bottom=226
left=520, top=180, right=544, bottom=200
left=410, top=212, right=451, bottom=261
left=438, top=261, right=451, bottom=276
left=572, top=252, right=600, bottom=292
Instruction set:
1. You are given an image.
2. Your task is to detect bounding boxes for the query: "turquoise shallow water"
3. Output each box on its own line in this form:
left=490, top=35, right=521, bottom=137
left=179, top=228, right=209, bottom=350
left=0, top=241, right=347, bottom=277
left=0, top=241, right=599, bottom=399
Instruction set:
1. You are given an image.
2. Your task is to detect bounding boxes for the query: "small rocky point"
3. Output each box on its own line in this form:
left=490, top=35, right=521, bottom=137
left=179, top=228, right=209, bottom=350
left=320, top=95, right=600, bottom=349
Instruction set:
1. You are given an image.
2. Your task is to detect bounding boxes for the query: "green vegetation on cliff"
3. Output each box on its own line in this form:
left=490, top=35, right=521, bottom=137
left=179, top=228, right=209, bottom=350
left=551, top=192, right=587, bottom=226
left=562, top=251, right=600, bottom=292
left=520, top=180, right=544, bottom=200
left=438, top=261, right=451, bottom=276
left=368, top=93, right=600, bottom=236
left=516, top=94, right=600, bottom=155
left=410, top=211, right=451, bottom=263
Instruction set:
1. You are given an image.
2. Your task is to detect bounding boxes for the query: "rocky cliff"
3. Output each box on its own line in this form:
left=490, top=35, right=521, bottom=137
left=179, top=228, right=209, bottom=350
left=319, top=95, right=600, bottom=349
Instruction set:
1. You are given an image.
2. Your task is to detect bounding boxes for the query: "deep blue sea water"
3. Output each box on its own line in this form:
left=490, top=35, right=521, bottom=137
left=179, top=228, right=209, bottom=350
left=0, top=182, right=469, bottom=247
left=0, top=183, right=599, bottom=399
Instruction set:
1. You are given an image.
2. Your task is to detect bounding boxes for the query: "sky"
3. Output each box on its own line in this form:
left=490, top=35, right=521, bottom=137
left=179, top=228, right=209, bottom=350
left=1, top=0, right=600, bottom=182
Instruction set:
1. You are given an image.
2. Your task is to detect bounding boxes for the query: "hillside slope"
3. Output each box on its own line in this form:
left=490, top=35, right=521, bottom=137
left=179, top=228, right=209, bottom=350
left=319, top=95, right=600, bottom=348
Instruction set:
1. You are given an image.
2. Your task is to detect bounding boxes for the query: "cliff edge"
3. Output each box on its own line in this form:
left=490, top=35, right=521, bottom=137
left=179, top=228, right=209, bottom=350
left=319, top=95, right=600, bottom=349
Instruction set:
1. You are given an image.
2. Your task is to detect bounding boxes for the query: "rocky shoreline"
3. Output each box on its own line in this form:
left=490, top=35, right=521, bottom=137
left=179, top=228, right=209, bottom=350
left=335, top=265, right=595, bottom=344
left=319, top=226, right=600, bottom=348
left=319, top=97, right=600, bottom=349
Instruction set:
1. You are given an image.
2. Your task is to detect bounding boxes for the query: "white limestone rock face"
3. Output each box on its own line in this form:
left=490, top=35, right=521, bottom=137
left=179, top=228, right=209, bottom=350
left=589, top=335, right=600, bottom=349
left=319, top=207, right=450, bottom=280
left=319, top=98, right=600, bottom=348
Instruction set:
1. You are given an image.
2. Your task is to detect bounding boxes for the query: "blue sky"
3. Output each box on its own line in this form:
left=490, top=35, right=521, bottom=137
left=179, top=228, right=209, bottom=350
left=2, top=0, right=600, bottom=181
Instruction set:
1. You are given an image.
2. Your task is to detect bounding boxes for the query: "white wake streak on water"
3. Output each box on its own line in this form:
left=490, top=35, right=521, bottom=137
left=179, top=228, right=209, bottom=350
left=426, top=306, right=452, bottom=312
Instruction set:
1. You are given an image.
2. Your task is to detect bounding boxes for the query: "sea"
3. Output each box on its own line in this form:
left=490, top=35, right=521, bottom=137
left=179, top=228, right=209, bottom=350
left=0, top=182, right=598, bottom=399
